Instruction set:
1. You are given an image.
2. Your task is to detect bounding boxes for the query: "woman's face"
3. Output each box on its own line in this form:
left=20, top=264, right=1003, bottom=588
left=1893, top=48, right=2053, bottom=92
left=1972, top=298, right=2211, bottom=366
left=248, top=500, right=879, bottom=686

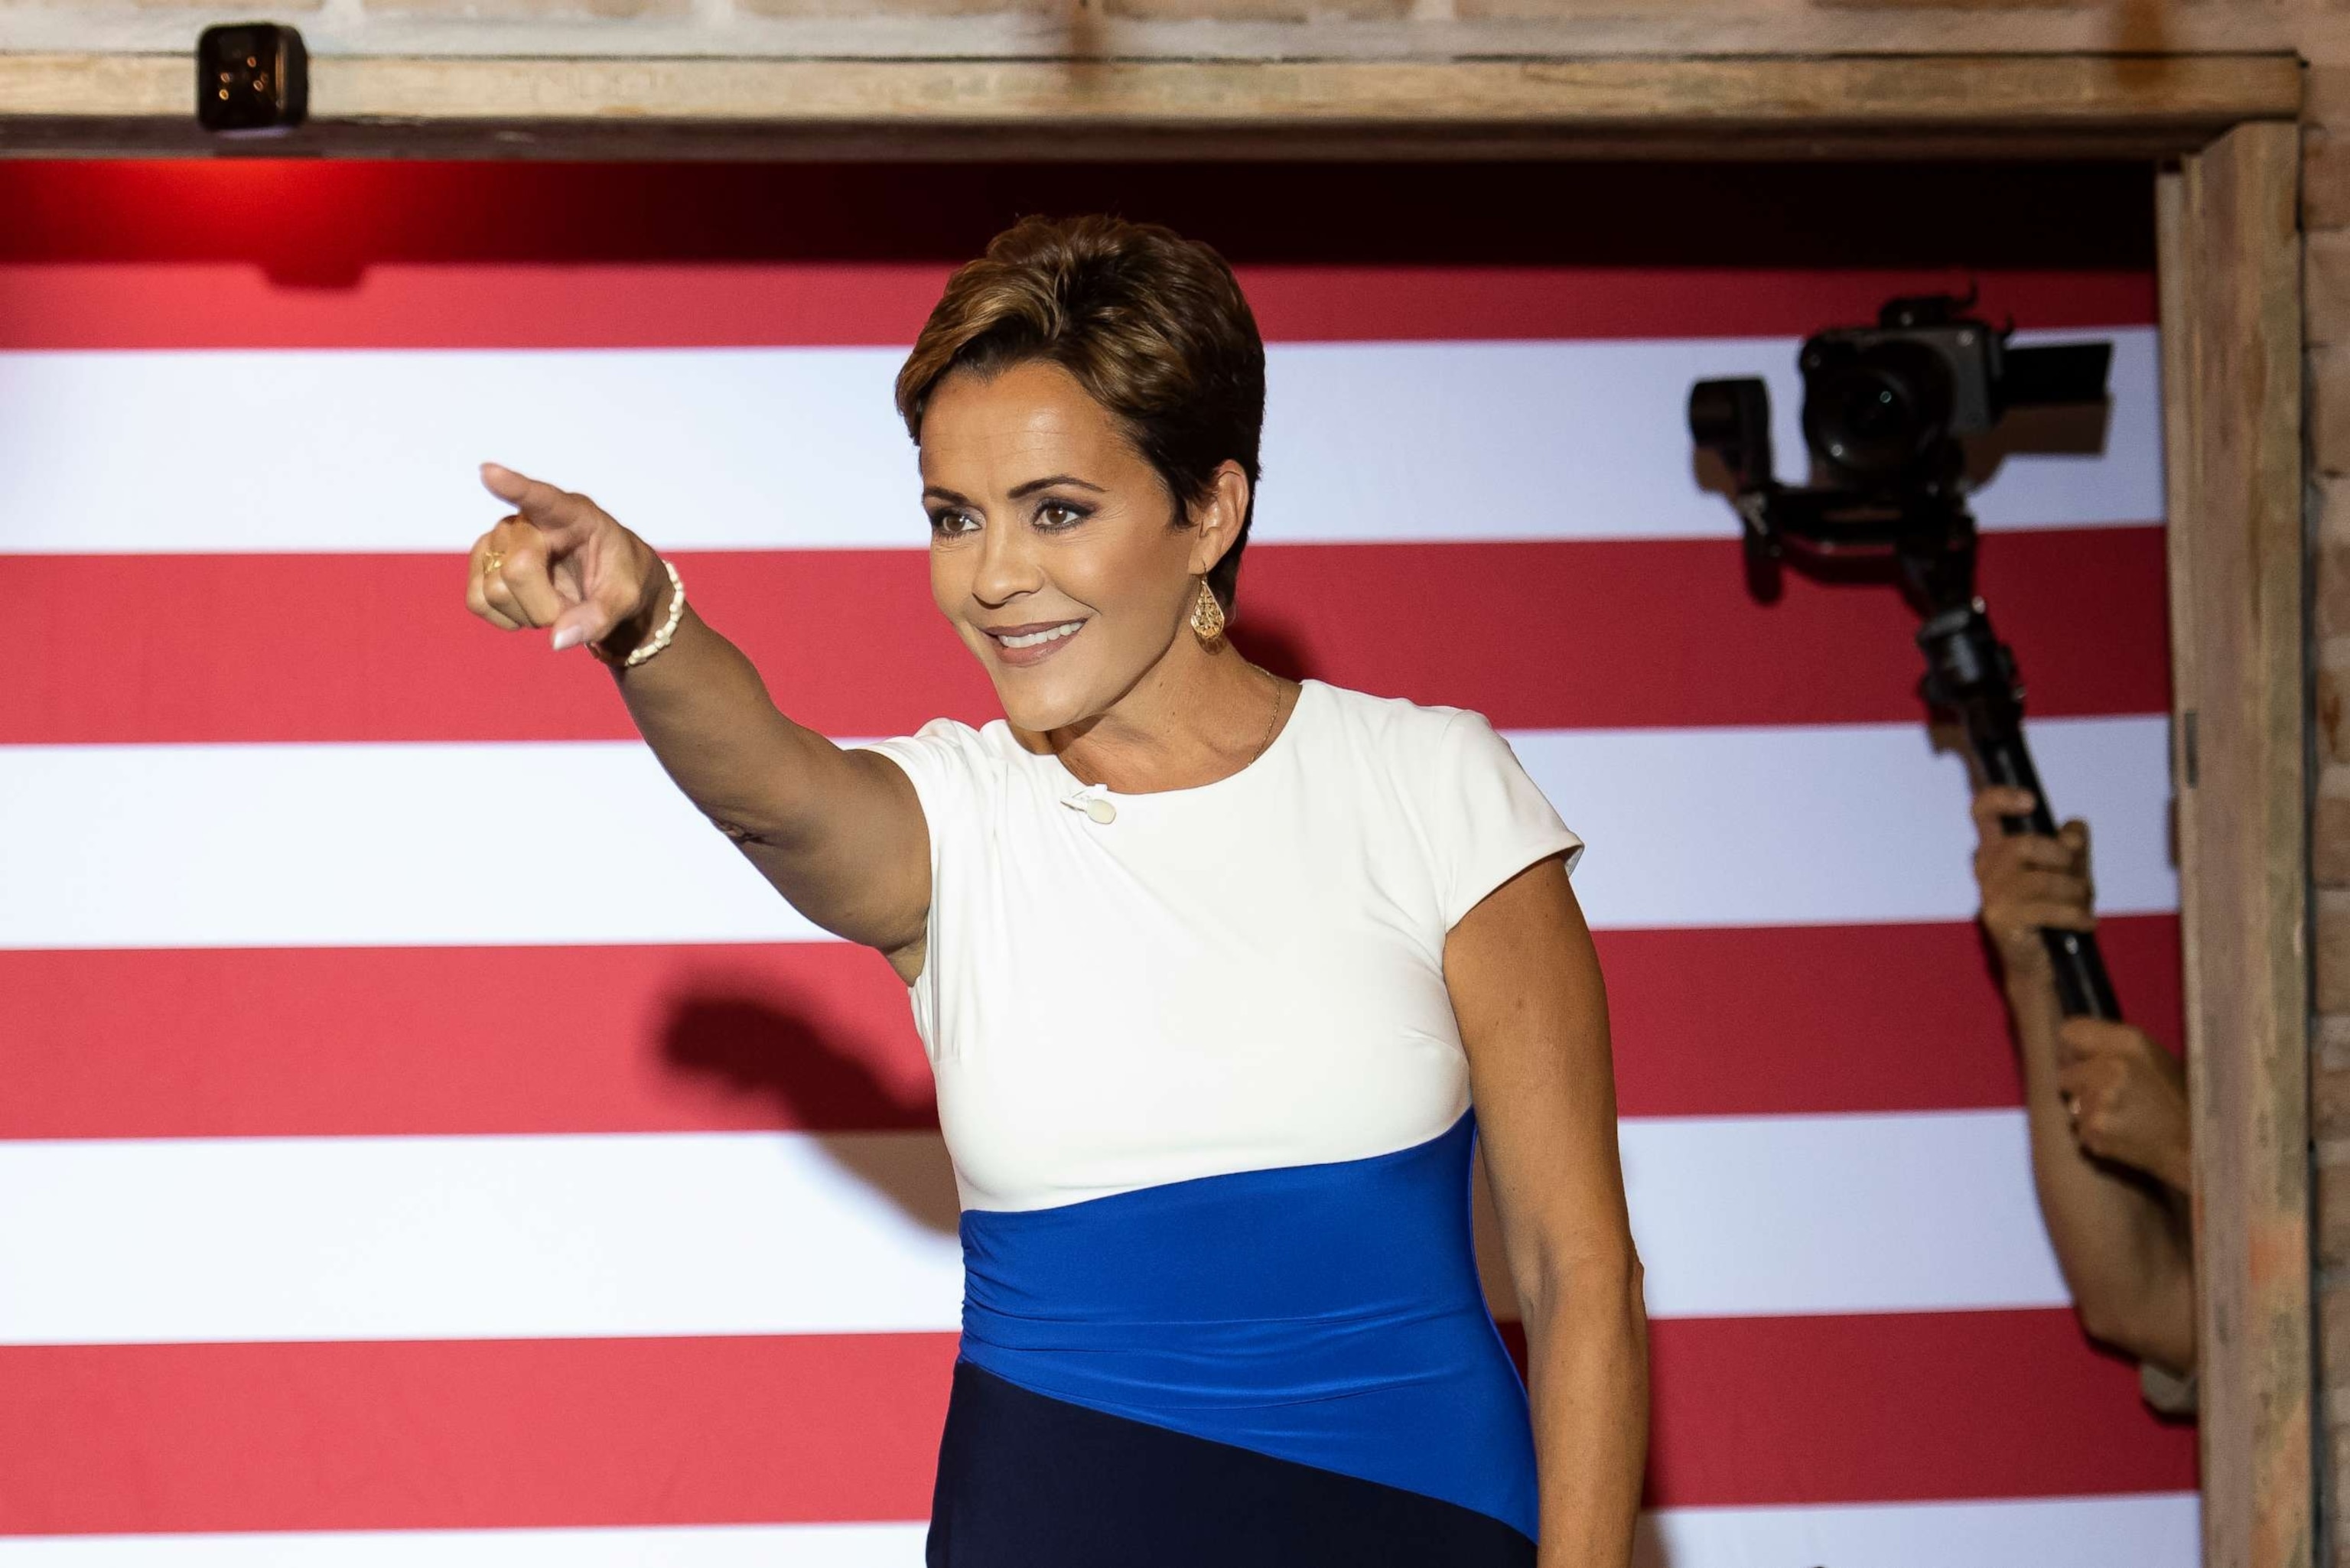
left=918, top=358, right=1239, bottom=736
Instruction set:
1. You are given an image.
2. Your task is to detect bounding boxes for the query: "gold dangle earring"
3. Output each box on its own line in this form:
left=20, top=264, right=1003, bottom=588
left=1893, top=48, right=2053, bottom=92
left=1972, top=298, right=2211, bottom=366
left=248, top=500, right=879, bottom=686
left=1189, top=577, right=1226, bottom=644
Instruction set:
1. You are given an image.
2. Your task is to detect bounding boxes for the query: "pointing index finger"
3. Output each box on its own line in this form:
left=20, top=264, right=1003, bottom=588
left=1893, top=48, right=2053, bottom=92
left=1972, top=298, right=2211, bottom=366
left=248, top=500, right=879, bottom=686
left=480, top=462, right=595, bottom=539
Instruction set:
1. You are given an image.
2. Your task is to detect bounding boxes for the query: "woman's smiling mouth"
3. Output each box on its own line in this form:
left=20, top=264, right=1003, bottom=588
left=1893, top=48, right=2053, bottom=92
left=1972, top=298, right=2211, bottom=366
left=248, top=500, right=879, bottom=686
left=984, top=618, right=1086, bottom=665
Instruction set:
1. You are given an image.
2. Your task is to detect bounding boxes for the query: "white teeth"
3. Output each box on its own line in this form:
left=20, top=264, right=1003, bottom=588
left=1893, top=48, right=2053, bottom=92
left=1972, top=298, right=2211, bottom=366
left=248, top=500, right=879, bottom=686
left=998, top=621, right=1082, bottom=649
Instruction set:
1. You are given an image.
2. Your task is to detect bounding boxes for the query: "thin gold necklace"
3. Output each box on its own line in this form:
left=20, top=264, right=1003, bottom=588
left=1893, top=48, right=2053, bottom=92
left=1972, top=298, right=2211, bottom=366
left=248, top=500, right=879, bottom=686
left=1247, top=667, right=1285, bottom=765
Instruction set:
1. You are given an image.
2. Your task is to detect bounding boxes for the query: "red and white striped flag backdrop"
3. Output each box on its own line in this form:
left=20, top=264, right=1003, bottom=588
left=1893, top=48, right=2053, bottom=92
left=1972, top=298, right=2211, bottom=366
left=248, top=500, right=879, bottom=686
left=1, top=160, right=2193, bottom=1566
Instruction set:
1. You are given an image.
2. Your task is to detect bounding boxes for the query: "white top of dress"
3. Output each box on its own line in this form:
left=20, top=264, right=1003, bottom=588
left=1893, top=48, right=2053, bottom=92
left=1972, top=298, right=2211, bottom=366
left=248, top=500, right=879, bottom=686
left=851, top=677, right=1585, bottom=1214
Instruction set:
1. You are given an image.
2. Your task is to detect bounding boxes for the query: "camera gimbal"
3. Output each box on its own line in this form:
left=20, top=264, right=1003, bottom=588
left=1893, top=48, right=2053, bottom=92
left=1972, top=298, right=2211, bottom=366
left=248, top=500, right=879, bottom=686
left=1690, top=291, right=2121, bottom=1020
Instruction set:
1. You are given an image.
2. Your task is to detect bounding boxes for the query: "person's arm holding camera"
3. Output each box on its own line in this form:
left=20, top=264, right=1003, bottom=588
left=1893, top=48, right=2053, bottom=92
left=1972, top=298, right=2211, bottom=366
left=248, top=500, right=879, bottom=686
left=464, top=463, right=931, bottom=965
left=1970, top=786, right=2195, bottom=1394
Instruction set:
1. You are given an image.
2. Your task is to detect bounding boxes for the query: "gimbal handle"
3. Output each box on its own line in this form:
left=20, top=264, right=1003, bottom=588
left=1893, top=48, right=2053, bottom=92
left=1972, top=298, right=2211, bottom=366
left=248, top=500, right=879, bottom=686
left=1917, top=601, right=2123, bottom=1022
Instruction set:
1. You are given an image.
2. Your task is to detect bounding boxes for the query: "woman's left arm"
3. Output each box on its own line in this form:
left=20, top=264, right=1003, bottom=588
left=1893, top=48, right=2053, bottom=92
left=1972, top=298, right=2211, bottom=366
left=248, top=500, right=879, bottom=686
left=1445, top=851, right=1649, bottom=1568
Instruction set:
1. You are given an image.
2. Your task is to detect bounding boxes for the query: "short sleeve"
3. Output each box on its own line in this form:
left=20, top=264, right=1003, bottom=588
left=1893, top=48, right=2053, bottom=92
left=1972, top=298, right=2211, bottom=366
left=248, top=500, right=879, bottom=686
left=845, top=717, right=988, bottom=1011
left=849, top=717, right=985, bottom=866
left=1427, top=708, right=1585, bottom=931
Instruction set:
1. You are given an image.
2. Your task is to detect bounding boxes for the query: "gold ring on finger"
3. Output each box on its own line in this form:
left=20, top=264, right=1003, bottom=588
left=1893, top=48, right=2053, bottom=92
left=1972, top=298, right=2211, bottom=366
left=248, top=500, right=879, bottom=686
left=483, top=551, right=505, bottom=576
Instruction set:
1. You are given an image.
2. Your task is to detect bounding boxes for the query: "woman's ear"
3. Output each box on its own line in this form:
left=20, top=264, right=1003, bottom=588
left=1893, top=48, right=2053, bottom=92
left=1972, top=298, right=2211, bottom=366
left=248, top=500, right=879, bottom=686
left=1188, top=460, right=1253, bottom=577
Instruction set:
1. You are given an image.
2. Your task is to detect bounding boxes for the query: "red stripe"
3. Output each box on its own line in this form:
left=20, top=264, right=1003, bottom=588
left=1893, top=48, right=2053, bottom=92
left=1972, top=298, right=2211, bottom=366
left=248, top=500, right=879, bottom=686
left=0, top=160, right=2152, bottom=348
left=1604, top=914, right=2183, bottom=1118
left=0, top=1311, right=2192, bottom=1536
left=0, top=941, right=939, bottom=1140
left=1, top=528, right=2167, bottom=745
left=0, top=916, right=2179, bottom=1140
left=1634, top=1309, right=2197, bottom=1507
left=0, top=1333, right=956, bottom=1535
left=0, top=262, right=2154, bottom=351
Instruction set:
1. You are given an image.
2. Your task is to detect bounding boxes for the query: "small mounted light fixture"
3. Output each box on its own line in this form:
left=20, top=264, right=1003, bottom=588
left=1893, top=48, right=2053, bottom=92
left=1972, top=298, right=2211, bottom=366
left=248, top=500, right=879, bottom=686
left=195, top=22, right=308, bottom=135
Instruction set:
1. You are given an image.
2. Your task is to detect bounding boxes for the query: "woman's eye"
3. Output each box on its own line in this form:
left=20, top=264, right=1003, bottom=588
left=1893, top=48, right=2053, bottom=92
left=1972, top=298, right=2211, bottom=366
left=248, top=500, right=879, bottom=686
left=1037, top=502, right=1086, bottom=530
left=930, top=510, right=977, bottom=536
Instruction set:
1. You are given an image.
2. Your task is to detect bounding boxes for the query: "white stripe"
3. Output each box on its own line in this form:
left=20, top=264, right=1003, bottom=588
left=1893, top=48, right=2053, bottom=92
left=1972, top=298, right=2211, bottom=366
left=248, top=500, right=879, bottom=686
left=1616, top=1110, right=2064, bottom=1319
left=1639, top=1492, right=2198, bottom=1568
left=0, top=1109, right=2064, bottom=1345
left=0, top=1494, right=2198, bottom=1566
left=0, top=715, right=2174, bottom=950
left=1518, top=713, right=2174, bottom=930
left=0, top=330, right=2160, bottom=555
left=0, top=1524, right=929, bottom=1567
left=0, top=1129, right=965, bottom=1345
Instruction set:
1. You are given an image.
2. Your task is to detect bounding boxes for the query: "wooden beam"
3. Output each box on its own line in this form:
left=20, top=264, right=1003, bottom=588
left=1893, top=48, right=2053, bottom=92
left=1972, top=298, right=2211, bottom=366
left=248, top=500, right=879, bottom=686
left=0, top=50, right=2302, bottom=160
left=2158, top=121, right=2313, bottom=1568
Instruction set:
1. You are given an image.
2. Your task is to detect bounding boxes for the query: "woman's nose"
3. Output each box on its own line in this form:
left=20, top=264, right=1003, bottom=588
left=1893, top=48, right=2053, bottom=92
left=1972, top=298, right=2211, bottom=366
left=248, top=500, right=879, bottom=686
left=971, top=519, right=1042, bottom=603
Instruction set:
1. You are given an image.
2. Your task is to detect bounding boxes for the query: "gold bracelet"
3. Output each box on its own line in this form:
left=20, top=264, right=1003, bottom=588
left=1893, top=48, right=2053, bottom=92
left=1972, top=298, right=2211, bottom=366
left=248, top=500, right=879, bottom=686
left=591, top=558, right=686, bottom=669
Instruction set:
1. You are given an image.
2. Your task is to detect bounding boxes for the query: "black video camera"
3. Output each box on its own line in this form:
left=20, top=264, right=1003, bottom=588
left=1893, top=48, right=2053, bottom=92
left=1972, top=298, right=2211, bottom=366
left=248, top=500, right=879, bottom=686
left=1694, top=290, right=2111, bottom=503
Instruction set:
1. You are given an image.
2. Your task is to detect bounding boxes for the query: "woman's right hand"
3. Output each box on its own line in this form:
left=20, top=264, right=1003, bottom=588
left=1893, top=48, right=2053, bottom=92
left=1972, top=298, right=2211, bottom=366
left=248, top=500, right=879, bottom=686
left=1970, top=785, right=2096, bottom=981
left=467, top=461, right=668, bottom=655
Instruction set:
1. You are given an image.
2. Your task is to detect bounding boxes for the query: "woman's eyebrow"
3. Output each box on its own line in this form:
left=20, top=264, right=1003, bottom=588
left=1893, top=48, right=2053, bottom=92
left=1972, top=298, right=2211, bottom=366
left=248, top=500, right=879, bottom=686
left=1008, top=474, right=1108, bottom=499
left=922, top=485, right=975, bottom=506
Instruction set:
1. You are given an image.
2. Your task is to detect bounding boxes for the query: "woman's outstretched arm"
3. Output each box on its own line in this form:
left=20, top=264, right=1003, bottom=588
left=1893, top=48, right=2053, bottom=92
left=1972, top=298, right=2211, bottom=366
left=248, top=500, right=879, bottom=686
left=467, top=463, right=930, bottom=962
left=1447, top=854, right=1649, bottom=1568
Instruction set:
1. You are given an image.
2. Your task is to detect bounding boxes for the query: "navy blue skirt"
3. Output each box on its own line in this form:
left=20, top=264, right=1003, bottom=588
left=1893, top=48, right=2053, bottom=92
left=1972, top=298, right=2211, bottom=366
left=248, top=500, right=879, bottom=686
left=926, top=1110, right=1541, bottom=1566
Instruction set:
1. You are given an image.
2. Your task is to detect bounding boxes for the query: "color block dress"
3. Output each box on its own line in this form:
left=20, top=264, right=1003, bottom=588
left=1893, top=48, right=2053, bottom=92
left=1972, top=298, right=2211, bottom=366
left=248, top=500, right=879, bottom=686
left=851, top=676, right=1586, bottom=1566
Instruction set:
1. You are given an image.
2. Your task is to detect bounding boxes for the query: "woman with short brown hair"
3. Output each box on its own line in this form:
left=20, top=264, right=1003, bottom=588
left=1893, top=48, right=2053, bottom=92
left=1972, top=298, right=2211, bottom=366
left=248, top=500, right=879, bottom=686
left=465, top=213, right=1646, bottom=1566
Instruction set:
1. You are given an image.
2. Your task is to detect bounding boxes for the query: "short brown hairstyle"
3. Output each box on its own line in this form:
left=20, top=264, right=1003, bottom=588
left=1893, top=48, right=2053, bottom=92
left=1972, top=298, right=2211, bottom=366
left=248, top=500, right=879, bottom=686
left=895, top=213, right=1266, bottom=614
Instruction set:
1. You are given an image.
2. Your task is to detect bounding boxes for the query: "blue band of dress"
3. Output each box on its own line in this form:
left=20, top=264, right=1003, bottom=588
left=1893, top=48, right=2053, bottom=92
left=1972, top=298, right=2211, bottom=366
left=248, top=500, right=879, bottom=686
left=955, top=1107, right=1539, bottom=1541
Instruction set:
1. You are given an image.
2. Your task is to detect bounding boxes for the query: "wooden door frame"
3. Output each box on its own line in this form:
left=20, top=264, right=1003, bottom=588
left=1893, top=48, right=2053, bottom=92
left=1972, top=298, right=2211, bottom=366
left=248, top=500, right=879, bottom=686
left=0, top=47, right=2316, bottom=1568
left=2160, top=121, right=2312, bottom=1568
left=0, top=52, right=2306, bottom=158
